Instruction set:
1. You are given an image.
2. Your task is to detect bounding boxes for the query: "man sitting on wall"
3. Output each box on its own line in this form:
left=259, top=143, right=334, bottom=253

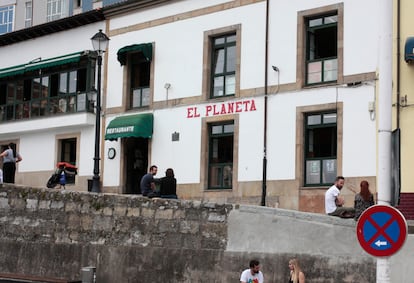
left=325, top=176, right=355, bottom=218
left=140, top=165, right=159, bottom=198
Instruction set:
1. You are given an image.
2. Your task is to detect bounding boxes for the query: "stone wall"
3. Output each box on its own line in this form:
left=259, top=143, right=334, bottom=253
left=0, top=184, right=378, bottom=282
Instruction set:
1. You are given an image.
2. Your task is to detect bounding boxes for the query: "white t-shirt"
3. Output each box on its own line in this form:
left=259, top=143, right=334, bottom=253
left=240, top=269, right=264, bottom=283
left=325, top=185, right=340, bottom=214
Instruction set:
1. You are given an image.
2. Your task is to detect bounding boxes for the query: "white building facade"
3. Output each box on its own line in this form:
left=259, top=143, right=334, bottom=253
left=0, top=0, right=383, bottom=212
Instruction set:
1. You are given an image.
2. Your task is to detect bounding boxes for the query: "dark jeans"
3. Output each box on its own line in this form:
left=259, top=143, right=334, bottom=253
left=3, top=162, right=16, bottom=183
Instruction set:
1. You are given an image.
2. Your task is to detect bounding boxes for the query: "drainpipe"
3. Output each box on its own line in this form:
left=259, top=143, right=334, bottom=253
left=261, top=0, right=270, bottom=206
left=396, top=0, right=401, bottom=128
left=377, top=0, right=393, bottom=282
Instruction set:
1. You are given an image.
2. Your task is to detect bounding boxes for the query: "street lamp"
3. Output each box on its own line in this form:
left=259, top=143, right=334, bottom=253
left=90, top=29, right=109, bottom=193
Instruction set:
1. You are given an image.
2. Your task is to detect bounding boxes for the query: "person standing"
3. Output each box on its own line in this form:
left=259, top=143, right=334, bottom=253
left=140, top=165, right=158, bottom=197
left=325, top=176, right=355, bottom=218
left=240, top=259, right=264, bottom=283
left=159, top=168, right=177, bottom=199
left=288, top=258, right=305, bottom=283
left=0, top=143, right=22, bottom=184
left=354, top=180, right=375, bottom=221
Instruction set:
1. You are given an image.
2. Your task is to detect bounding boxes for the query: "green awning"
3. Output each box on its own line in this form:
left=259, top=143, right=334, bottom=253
left=25, top=51, right=84, bottom=72
left=0, top=51, right=86, bottom=79
left=0, top=64, right=26, bottom=79
left=117, top=43, right=153, bottom=65
left=105, top=113, right=153, bottom=141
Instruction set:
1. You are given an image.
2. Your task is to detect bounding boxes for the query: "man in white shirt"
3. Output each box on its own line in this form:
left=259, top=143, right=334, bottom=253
left=325, top=176, right=355, bottom=218
left=240, top=259, right=264, bottom=283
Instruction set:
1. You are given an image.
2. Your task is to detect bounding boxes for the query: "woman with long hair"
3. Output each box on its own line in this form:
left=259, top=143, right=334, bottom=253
left=159, top=168, right=177, bottom=199
left=288, top=258, right=305, bottom=283
left=354, top=180, right=375, bottom=220
left=0, top=143, right=23, bottom=183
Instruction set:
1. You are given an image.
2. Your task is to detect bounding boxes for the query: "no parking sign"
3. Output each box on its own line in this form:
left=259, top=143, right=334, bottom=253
left=356, top=205, right=407, bottom=257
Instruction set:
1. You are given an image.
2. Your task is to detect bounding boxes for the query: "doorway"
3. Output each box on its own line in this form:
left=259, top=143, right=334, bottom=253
left=124, top=137, right=148, bottom=194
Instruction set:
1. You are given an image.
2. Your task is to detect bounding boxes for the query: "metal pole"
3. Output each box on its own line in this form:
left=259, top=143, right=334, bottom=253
left=261, top=0, right=270, bottom=206
left=91, top=54, right=102, bottom=193
left=377, top=0, right=393, bottom=282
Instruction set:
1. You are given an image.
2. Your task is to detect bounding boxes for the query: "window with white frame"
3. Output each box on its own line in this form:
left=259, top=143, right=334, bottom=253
left=47, top=0, right=68, bottom=22
left=0, top=5, right=14, bottom=35
left=24, top=1, right=32, bottom=28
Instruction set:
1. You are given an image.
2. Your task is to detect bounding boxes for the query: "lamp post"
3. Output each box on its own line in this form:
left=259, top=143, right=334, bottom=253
left=90, top=29, right=109, bottom=193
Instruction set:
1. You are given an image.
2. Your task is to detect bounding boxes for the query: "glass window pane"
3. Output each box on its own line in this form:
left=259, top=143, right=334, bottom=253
left=307, top=61, right=322, bottom=84
left=223, top=124, right=234, bottom=133
left=214, top=49, right=225, bottom=74
left=212, top=125, right=222, bottom=135
left=58, top=97, right=67, bottom=113
left=33, top=78, right=41, bottom=99
left=40, top=99, right=47, bottom=116
left=223, top=165, right=232, bottom=187
left=323, top=113, right=337, bottom=124
left=324, top=15, right=338, bottom=24
left=213, top=76, right=224, bottom=97
left=307, top=114, right=321, bottom=125
left=306, top=160, right=320, bottom=184
left=225, top=75, right=235, bottom=95
left=226, top=46, right=236, bottom=72
left=67, top=96, right=76, bottom=113
left=309, top=18, right=323, bottom=27
left=77, top=92, right=86, bottom=112
left=69, top=71, right=77, bottom=93
left=31, top=101, right=40, bottom=117
left=41, top=76, right=49, bottom=97
left=59, top=73, right=67, bottom=95
left=214, top=37, right=224, bottom=45
left=324, top=70, right=337, bottom=82
left=323, top=58, right=337, bottom=82
left=209, top=165, right=222, bottom=188
left=132, top=88, right=142, bottom=108
left=227, top=35, right=236, bottom=43
left=142, top=88, right=150, bottom=106
left=322, top=159, right=337, bottom=184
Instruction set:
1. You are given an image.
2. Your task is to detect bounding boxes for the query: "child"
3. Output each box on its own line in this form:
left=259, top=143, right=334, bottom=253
left=59, top=165, right=66, bottom=189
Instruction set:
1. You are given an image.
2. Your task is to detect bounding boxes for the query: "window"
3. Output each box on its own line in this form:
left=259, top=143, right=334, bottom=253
left=25, top=1, right=32, bottom=28
left=59, top=138, right=77, bottom=184
left=297, top=4, right=343, bottom=87
left=0, top=5, right=14, bottom=35
left=208, top=122, right=234, bottom=189
left=0, top=55, right=95, bottom=122
left=47, top=0, right=68, bottom=22
left=304, top=112, right=337, bottom=186
left=306, top=14, right=337, bottom=85
left=129, top=52, right=150, bottom=109
left=210, top=34, right=236, bottom=98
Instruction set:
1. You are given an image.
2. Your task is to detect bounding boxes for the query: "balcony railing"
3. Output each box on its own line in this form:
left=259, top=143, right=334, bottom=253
left=0, top=92, right=93, bottom=123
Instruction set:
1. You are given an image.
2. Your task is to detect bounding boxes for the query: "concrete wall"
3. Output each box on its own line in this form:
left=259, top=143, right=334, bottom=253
left=0, top=184, right=412, bottom=282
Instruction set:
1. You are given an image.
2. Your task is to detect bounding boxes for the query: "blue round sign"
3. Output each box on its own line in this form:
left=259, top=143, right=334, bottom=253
left=356, top=205, right=407, bottom=257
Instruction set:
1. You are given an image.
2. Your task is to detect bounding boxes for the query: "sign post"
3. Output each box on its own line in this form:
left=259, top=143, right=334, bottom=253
left=356, top=205, right=407, bottom=257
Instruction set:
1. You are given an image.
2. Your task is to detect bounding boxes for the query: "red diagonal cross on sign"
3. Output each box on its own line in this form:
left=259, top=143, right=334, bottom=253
left=366, top=215, right=396, bottom=246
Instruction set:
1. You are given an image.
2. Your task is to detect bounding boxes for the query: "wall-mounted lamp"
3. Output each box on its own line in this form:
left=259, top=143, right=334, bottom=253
left=165, top=83, right=171, bottom=105
left=272, top=65, right=279, bottom=72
